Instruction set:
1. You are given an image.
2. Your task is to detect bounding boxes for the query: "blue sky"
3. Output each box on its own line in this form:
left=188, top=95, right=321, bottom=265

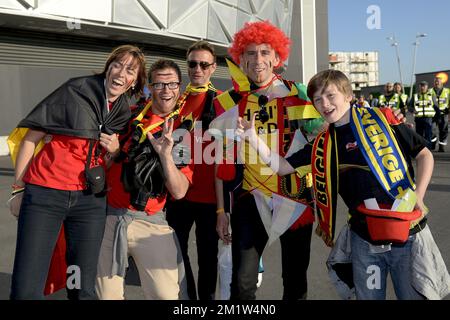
left=328, top=0, right=450, bottom=84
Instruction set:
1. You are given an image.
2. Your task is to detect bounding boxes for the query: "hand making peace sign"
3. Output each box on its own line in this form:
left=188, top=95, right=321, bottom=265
left=147, top=118, right=175, bottom=158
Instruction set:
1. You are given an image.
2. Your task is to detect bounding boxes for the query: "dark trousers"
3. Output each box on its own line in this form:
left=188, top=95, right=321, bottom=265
left=437, top=113, right=449, bottom=144
left=415, top=117, right=433, bottom=148
left=166, top=199, right=218, bottom=300
left=280, top=223, right=313, bottom=300
left=10, top=184, right=106, bottom=300
left=230, top=193, right=312, bottom=300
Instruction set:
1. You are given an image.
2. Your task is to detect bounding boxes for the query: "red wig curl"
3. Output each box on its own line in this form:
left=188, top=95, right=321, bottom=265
left=228, top=20, right=291, bottom=68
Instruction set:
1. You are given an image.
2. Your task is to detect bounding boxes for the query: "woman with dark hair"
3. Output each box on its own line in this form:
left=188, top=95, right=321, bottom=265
left=8, top=45, right=147, bottom=300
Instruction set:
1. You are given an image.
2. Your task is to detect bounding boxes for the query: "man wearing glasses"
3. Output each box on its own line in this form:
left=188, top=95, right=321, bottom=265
left=166, top=40, right=223, bottom=300
left=96, top=59, right=194, bottom=299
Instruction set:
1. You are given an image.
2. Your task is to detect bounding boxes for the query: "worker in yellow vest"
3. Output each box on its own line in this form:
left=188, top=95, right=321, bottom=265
left=430, top=76, right=449, bottom=152
left=409, top=81, right=439, bottom=148
left=377, top=82, right=406, bottom=114
left=394, top=82, right=409, bottom=114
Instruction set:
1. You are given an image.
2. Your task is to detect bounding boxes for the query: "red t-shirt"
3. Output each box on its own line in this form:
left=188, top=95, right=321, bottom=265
left=23, top=134, right=105, bottom=190
left=107, top=111, right=194, bottom=215
left=181, top=93, right=218, bottom=204
left=184, top=132, right=217, bottom=203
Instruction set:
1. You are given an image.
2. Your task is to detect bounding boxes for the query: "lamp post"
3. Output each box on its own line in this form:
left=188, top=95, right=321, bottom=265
left=387, top=34, right=405, bottom=94
left=409, top=33, right=427, bottom=100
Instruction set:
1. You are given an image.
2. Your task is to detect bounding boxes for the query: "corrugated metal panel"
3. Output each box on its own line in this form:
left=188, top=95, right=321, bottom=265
left=0, top=28, right=230, bottom=79
left=0, top=43, right=109, bottom=69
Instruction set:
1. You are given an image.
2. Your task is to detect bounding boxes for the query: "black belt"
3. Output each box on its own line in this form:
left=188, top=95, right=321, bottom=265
left=409, top=217, right=427, bottom=235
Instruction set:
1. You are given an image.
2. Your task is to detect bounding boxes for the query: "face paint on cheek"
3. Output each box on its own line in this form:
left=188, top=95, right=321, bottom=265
left=125, top=79, right=135, bottom=91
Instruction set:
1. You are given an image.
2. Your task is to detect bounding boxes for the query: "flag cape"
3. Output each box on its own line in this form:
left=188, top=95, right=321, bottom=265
left=13, top=74, right=131, bottom=138
left=251, top=189, right=310, bottom=248
left=8, top=74, right=131, bottom=165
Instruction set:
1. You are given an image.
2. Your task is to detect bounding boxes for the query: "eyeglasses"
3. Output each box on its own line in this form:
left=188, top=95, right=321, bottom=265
left=150, top=82, right=180, bottom=90
left=187, top=60, right=214, bottom=70
left=258, top=95, right=269, bottom=124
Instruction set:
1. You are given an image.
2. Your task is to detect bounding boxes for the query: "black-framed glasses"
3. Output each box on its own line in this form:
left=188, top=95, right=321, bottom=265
left=258, top=95, right=269, bottom=124
left=187, top=60, right=214, bottom=70
left=151, top=82, right=180, bottom=90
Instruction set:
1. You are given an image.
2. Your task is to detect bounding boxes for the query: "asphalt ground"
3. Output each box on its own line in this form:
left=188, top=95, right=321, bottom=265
left=0, top=146, right=449, bottom=300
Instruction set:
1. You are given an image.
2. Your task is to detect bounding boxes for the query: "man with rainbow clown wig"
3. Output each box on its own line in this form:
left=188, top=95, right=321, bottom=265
left=211, top=20, right=324, bottom=300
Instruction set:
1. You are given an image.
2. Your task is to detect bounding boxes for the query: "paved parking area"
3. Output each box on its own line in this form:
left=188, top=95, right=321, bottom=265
left=0, top=150, right=449, bottom=300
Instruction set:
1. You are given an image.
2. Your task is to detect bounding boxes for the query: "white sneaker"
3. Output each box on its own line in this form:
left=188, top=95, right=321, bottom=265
left=256, top=272, right=263, bottom=288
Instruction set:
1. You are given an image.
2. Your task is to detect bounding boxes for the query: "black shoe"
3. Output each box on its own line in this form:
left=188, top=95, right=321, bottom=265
left=438, top=145, right=445, bottom=152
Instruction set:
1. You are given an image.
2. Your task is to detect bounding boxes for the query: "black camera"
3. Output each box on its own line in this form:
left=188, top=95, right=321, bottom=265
left=258, top=95, right=269, bottom=123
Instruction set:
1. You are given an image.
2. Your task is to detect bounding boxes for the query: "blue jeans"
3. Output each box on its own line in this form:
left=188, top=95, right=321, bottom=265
left=350, top=230, right=424, bottom=300
left=10, top=184, right=107, bottom=300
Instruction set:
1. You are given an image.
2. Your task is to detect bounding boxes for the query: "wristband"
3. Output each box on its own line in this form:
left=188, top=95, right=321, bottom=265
left=216, top=208, right=225, bottom=215
left=12, top=183, right=24, bottom=190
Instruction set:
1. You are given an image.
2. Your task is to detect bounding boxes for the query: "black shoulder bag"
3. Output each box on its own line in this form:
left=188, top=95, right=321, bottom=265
left=85, top=139, right=106, bottom=194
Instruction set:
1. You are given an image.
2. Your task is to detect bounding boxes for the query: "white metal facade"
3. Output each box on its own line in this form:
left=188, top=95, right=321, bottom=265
left=0, top=0, right=294, bottom=50
left=0, top=0, right=328, bottom=140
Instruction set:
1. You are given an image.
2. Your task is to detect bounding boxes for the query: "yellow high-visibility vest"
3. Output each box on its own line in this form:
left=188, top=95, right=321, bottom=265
left=379, top=94, right=401, bottom=110
left=414, top=93, right=435, bottom=118
left=430, top=87, right=450, bottom=112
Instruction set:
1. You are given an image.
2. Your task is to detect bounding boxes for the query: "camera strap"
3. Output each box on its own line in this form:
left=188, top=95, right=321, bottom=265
left=85, top=139, right=100, bottom=186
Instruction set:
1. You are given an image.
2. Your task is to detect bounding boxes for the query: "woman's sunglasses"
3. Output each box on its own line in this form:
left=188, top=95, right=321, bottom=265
left=187, top=60, right=214, bottom=70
